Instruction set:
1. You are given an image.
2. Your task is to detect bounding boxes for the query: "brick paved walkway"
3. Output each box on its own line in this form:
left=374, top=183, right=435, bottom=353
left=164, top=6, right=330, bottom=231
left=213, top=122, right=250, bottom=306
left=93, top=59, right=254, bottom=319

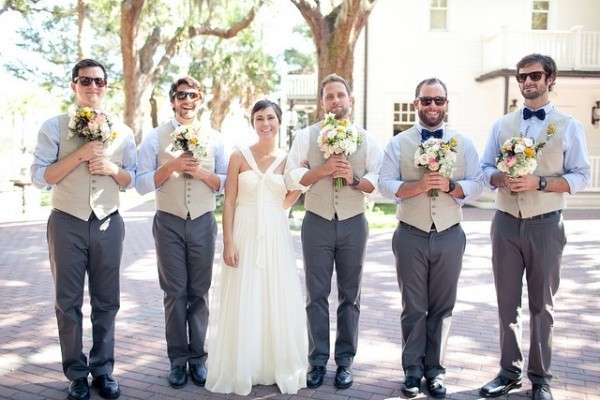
left=0, top=204, right=599, bottom=400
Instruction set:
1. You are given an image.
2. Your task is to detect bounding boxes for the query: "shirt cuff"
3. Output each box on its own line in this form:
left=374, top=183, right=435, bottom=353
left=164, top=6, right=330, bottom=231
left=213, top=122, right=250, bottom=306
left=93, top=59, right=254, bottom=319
left=216, top=174, right=227, bottom=194
left=134, top=172, right=157, bottom=195
left=124, top=170, right=136, bottom=190
left=361, top=172, right=379, bottom=189
left=286, top=167, right=311, bottom=193
left=31, top=165, right=51, bottom=189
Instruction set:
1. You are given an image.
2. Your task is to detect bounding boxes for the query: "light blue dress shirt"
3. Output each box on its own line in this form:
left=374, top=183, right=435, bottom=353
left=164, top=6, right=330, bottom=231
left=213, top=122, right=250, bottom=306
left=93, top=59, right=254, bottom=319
left=480, top=103, right=591, bottom=193
left=378, top=122, right=484, bottom=206
left=135, top=119, right=227, bottom=195
left=30, top=114, right=137, bottom=189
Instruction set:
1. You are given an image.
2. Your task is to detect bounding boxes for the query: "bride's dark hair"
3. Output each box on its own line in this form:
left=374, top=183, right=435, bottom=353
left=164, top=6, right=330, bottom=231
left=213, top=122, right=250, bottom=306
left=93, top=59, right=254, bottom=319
left=250, top=99, right=282, bottom=126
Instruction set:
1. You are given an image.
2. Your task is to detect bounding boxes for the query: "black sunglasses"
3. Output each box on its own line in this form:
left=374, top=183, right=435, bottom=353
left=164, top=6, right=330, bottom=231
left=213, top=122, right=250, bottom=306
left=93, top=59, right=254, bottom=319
left=74, top=76, right=107, bottom=87
left=516, top=71, right=546, bottom=83
left=175, top=91, right=201, bottom=101
left=418, top=96, right=447, bottom=106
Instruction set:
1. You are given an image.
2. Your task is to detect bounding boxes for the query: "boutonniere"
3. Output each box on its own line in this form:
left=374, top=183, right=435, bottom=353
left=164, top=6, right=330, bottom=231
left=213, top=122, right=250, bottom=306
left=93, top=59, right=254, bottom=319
left=545, top=122, right=557, bottom=138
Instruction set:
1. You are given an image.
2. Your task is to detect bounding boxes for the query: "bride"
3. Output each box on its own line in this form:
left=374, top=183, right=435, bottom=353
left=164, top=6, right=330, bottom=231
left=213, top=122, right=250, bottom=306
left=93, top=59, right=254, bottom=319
left=205, top=99, right=307, bottom=395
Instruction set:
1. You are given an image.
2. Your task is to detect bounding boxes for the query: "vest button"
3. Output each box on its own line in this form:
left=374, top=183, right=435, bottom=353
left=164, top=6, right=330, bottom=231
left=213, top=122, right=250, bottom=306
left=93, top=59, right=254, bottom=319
left=432, top=212, right=436, bottom=215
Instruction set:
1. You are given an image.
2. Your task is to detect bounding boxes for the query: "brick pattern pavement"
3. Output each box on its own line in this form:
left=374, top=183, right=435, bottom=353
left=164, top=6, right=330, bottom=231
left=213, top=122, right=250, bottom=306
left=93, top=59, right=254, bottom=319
left=0, top=206, right=599, bottom=400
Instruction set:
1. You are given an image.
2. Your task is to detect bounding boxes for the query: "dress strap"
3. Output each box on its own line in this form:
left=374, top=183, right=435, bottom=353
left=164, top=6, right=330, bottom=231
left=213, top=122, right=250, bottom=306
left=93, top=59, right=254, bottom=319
left=239, top=146, right=261, bottom=173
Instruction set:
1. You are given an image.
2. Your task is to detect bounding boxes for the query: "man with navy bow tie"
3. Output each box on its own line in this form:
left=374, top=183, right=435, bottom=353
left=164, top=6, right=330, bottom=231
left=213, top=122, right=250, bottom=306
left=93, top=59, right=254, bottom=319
left=479, top=54, right=590, bottom=400
left=379, top=78, right=483, bottom=398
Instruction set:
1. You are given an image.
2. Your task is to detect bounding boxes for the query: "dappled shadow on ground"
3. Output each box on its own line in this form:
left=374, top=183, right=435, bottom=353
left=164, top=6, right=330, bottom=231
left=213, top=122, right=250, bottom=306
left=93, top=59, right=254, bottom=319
left=0, top=213, right=598, bottom=399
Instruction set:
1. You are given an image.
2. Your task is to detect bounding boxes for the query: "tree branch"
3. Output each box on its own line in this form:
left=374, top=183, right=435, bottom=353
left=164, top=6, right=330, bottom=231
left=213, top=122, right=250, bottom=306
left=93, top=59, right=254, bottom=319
left=188, top=2, right=260, bottom=39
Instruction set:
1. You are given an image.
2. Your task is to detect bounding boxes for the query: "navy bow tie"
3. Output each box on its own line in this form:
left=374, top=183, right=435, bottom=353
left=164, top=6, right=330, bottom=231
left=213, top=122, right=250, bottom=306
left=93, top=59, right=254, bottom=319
left=523, top=108, right=546, bottom=120
left=421, top=129, right=443, bottom=141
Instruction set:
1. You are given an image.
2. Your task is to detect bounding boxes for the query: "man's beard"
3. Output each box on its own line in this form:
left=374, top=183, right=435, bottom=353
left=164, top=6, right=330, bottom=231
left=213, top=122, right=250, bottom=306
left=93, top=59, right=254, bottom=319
left=327, top=105, right=350, bottom=120
left=521, top=87, right=546, bottom=100
left=418, top=109, right=445, bottom=128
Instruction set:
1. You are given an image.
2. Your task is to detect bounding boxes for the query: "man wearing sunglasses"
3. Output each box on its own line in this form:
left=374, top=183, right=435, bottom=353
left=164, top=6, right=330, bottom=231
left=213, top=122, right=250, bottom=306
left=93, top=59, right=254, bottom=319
left=480, top=54, right=590, bottom=400
left=30, top=59, right=137, bottom=400
left=379, top=78, right=483, bottom=399
left=135, top=76, right=227, bottom=389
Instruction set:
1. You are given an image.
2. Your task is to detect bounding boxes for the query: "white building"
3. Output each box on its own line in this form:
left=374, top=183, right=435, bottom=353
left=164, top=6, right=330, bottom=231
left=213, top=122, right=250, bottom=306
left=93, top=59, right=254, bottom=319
left=285, top=0, right=600, bottom=196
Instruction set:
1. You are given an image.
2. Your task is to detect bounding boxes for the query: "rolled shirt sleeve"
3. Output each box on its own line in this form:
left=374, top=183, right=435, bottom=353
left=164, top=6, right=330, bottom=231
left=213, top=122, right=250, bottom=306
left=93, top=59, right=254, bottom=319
left=213, top=139, right=228, bottom=193
left=361, top=134, right=383, bottom=188
left=480, top=119, right=503, bottom=189
left=134, top=129, right=159, bottom=195
left=284, top=127, right=311, bottom=193
left=561, top=119, right=591, bottom=194
left=30, top=117, right=60, bottom=189
left=120, top=129, right=137, bottom=190
left=455, top=135, right=484, bottom=205
left=378, top=138, right=404, bottom=202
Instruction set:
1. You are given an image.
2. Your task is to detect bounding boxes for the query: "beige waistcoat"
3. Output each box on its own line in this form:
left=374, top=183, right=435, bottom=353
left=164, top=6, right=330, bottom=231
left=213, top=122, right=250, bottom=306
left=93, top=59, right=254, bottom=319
left=304, top=123, right=368, bottom=221
left=495, top=110, right=568, bottom=218
left=396, top=126, right=467, bottom=233
left=52, top=114, right=129, bottom=221
left=155, top=122, right=216, bottom=220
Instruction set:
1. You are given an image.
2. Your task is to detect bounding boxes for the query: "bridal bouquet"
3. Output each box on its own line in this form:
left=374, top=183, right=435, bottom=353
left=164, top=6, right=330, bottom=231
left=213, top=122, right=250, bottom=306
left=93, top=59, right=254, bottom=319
left=169, top=123, right=209, bottom=160
left=496, top=135, right=545, bottom=178
left=68, top=106, right=117, bottom=144
left=414, top=137, right=458, bottom=197
left=317, top=112, right=362, bottom=189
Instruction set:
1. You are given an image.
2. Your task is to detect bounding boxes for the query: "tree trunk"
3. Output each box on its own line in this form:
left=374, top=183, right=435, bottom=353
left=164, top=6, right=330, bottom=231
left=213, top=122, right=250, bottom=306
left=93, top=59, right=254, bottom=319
left=149, top=91, right=159, bottom=128
left=208, top=83, right=231, bottom=131
left=76, top=0, right=88, bottom=59
left=120, top=0, right=144, bottom=142
left=291, top=0, right=377, bottom=119
left=120, top=0, right=261, bottom=143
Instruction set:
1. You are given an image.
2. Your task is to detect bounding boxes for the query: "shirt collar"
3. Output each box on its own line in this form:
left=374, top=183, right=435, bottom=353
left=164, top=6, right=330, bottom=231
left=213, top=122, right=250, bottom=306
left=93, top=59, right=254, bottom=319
left=416, top=121, right=445, bottom=134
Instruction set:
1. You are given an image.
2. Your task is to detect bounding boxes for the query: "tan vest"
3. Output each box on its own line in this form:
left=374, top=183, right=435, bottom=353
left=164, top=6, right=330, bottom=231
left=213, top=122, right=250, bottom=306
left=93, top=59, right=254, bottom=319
left=304, top=122, right=368, bottom=221
left=155, top=121, right=216, bottom=220
left=495, top=109, right=568, bottom=218
left=52, top=114, right=128, bottom=221
left=396, top=126, right=467, bottom=233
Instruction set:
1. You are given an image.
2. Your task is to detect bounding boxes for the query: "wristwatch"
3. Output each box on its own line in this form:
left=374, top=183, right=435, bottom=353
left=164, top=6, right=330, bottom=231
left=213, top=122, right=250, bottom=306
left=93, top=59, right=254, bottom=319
left=350, top=176, right=361, bottom=187
left=445, top=179, right=456, bottom=193
left=537, top=176, right=547, bottom=191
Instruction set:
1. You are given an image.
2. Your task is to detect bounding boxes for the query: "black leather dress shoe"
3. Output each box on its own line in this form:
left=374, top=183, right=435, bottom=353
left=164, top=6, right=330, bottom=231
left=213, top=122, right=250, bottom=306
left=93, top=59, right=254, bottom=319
left=307, top=366, right=326, bottom=389
left=334, top=366, right=353, bottom=389
left=92, top=375, right=120, bottom=399
left=189, top=363, right=207, bottom=386
left=68, top=378, right=90, bottom=400
left=532, top=384, right=553, bottom=400
left=479, top=375, right=522, bottom=398
left=401, top=376, right=421, bottom=398
left=168, top=365, right=188, bottom=389
left=426, top=377, right=446, bottom=398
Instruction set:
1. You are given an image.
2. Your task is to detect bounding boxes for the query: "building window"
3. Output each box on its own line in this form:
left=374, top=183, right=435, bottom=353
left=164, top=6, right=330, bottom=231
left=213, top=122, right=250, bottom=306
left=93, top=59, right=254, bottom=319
left=393, top=103, right=416, bottom=135
left=430, top=0, right=447, bottom=31
left=532, top=0, right=549, bottom=30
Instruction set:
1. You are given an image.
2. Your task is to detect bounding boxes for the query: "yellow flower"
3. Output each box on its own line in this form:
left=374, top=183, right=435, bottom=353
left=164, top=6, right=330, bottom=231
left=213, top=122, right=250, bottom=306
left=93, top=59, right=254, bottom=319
left=189, top=137, right=198, bottom=145
left=546, top=123, right=556, bottom=137
left=449, top=137, right=458, bottom=147
left=110, top=131, right=118, bottom=141
left=524, top=147, right=535, bottom=157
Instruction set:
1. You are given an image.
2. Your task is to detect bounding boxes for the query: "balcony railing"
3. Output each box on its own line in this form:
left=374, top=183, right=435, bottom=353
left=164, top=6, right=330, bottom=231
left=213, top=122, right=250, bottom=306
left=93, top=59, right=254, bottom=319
left=284, top=74, right=317, bottom=100
left=481, top=26, right=600, bottom=72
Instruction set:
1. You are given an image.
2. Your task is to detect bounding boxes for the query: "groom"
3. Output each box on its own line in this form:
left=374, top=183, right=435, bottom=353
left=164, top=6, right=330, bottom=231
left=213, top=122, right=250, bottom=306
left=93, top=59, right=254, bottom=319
left=286, top=73, right=382, bottom=390
left=135, top=76, right=227, bottom=388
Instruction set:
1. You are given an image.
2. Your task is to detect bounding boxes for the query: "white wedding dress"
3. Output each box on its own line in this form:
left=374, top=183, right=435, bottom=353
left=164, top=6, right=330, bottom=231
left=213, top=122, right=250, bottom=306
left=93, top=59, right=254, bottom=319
left=205, top=147, right=307, bottom=395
